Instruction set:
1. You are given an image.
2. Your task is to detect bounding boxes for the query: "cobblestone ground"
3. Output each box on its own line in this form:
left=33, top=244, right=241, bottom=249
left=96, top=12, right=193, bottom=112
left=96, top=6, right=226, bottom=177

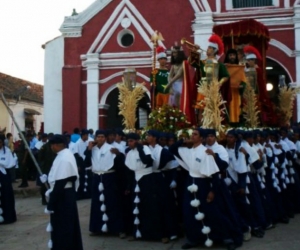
left=1, top=182, right=300, bottom=250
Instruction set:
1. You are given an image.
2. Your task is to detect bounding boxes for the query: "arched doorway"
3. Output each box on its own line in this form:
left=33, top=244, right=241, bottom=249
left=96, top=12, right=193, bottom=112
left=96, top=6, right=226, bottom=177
left=265, top=58, right=292, bottom=105
left=105, top=87, right=151, bottom=129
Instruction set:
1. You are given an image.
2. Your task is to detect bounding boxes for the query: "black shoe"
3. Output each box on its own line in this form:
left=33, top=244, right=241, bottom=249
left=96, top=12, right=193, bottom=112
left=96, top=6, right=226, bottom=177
left=18, top=183, right=29, bottom=188
left=226, top=243, right=236, bottom=250
left=252, top=229, right=264, bottom=238
left=265, top=223, right=275, bottom=230
left=181, top=243, right=197, bottom=249
left=42, top=200, right=48, bottom=206
left=280, top=216, right=289, bottom=224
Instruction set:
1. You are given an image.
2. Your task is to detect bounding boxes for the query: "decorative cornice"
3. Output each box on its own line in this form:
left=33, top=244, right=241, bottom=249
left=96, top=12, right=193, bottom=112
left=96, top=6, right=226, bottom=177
left=294, top=50, right=300, bottom=56
left=269, top=39, right=295, bottom=57
left=99, top=51, right=152, bottom=59
left=59, top=0, right=112, bottom=37
left=81, top=53, right=100, bottom=68
left=214, top=16, right=293, bottom=27
left=214, top=7, right=293, bottom=19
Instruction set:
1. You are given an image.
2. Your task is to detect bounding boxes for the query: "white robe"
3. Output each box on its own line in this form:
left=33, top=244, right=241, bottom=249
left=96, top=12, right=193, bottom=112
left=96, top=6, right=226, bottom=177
left=149, top=144, right=163, bottom=171
left=176, top=144, right=219, bottom=178
left=75, top=137, right=94, bottom=160
left=91, top=142, right=116, bottom=172
left=206, top=142, right=229, bottom=163
left=48, top=148, right=79, bottom=191
left=125, top=145, right=153, bottom=181
left=0, top=146, right=15, bottom=173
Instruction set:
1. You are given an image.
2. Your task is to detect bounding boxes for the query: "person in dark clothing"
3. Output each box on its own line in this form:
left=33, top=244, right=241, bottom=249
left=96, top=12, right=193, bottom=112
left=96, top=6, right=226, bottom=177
left=0, top=135, right=17, bottom=224
left=85, top=129, right=126, bottom=238
left=45, top=134, right=83, bottom=250
left=38, top=133, right=56, bottom=205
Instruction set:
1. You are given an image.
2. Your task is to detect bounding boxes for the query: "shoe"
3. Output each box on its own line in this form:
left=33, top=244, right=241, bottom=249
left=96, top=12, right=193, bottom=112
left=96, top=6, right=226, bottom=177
left=89, top=232, right=101, bottom=236
left=18, top=183, right=29, bottom=188
left=181, top=243, right=197, bottom=249
left=251, top=228, right=264, bottom=238
left=161, top=237, right=169, bottom=244
left=226, top=243, right=236, bottom=250
left=280, top=216, right=289, bottom=224
left=127, top=236, right=136, bottom=241
left=170, top=235, right=178, bottom=241
left=265, top=223, right=275, bottom=230
left=42, top=200, right=48, bottom=206
left=243, top=227, right=251, bottom=241
left=119, top=233, right=126, bottom=239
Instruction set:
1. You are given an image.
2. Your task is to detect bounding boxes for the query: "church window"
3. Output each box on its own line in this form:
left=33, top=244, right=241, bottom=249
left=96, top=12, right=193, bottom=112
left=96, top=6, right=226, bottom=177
left=232, top=0, right=273, bottom=8
left=117, top=29, right=134, bottom=48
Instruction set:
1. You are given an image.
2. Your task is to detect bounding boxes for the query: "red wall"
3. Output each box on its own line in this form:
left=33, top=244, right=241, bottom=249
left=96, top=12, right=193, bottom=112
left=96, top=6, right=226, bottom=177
left=61, top=0, right=297, bottom=129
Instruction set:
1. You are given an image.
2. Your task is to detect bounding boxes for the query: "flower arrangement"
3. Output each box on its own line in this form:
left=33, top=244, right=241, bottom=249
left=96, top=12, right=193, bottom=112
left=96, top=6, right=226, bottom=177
left=145, top=105, right=191, bottom=133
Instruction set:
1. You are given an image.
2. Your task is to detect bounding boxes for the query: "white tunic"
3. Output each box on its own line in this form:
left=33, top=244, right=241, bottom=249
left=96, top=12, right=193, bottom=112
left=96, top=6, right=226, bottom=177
left=125, top=145, right=153, bottom=181
left=68, top=141, right=78, bottom=155
left=35, top=140, right=47, bottom=150
left=48, top=148, right=79, bottom=191
left=149, top=144, right=163, bottom=171
left=206, top=142, right=229, bottom=163
left=0, top=146, right=15, bottom=173
left=176, top=144, right=219, bottom=178
left=91, top=142, right=116, bottom=173
left=111, top=141, right=126, bottom=155
left=283, top=137, right=296, bottom=151
left=75, top=137, right=94, bottom=160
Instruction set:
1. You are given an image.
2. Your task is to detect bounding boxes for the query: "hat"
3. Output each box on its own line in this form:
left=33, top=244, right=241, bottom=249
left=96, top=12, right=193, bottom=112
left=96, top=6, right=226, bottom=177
left=280, top=127, right=288, bottom=133
left=159, top=132, right=168, bottom=139
left=41, top=133, right=48, bottom=139
left=95, top=130, right=107, bottom=137
left=147, top=130, right=160, bottom=138
left=196, top=128, right=207, bottom=137
left=49, top=134, right=67, bottom=145
left=206, top=129, right=216, bottom=137
left=81, top=129, right=89, bottom=135
left=115, top=129, right=125, bottom=137
left=167, top=133, right=176, bottom=140
left=156, top=46, right=167, bottom=60
left=126, top=133, right=140, bottom=140
left=226, top=129, right=237, bottom=137
left=244, top=131, right=254, bottom=139
left=106, top=129, right=116, bottom=136
left=208, top=34, right=224, bottom=55
left=243, top=45, right=262, bottom=60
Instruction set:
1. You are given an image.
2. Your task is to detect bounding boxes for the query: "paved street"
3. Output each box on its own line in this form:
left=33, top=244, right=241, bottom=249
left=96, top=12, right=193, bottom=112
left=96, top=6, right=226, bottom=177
left=1, top=183, right=300, bottom=250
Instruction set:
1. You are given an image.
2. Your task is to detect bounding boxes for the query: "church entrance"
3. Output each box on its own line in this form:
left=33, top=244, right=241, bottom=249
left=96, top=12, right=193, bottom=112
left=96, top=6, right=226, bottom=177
left=105, top=87, right=151, bottom=130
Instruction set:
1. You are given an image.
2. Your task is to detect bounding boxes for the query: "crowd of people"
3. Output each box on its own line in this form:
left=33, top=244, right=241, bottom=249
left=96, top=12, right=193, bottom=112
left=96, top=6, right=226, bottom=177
left=2, top=125, right=300, bottom=250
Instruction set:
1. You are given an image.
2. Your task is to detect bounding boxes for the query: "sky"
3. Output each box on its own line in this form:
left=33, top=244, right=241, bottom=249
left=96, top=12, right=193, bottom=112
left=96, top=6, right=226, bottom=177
left=0, top=0, right=95, bottom=85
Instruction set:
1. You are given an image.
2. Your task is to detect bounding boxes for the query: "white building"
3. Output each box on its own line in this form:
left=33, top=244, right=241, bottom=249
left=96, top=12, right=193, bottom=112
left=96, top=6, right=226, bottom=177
left=0, top=72, right=44, bottom=141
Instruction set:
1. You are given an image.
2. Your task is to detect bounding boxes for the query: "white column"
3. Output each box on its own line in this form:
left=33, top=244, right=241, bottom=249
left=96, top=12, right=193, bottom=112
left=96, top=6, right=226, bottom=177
left=294, top=3, right=300, bottom=121
left=192, top=12, right=214, bottom=59
left=85, top=53, right=100, bottom=130
left=284, top=0, right=290, bottom=8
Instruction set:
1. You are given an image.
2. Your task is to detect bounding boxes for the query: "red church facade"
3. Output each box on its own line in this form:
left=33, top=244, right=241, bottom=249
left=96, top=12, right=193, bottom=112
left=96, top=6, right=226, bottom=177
left=43, top=0, right=300, bottom=133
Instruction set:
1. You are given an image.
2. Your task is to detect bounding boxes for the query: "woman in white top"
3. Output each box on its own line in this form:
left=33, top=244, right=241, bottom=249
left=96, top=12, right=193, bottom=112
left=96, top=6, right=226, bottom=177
left=0, top=135, right=17, bottom=224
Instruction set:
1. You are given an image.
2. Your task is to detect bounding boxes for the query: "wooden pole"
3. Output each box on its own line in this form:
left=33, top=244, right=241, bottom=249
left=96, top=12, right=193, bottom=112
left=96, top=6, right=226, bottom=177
left=0, top=92, right=49, bottom=189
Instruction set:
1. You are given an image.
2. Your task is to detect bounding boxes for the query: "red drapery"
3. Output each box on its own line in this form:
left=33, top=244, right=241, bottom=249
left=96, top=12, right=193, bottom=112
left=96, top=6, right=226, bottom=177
left=213, top=19, right=278, bottom=126
left=213, top=19, right=270, bottom=71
